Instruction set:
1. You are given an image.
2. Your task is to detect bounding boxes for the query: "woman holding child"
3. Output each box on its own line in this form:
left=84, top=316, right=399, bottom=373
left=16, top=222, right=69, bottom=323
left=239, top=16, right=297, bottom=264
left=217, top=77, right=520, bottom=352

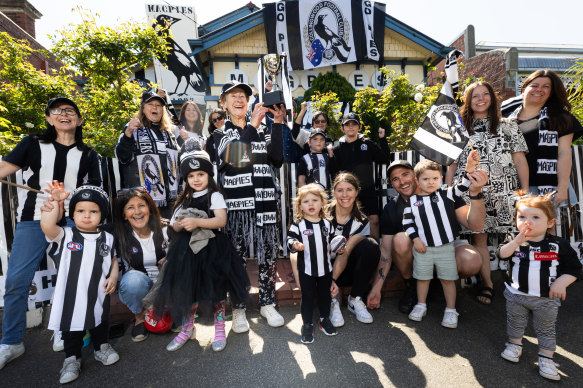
left=446, top=81, right=529, bottom=305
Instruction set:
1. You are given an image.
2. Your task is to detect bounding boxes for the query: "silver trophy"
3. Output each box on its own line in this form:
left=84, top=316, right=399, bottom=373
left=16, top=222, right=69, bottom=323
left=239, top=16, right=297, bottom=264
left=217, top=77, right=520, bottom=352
left=262, top=54, right=286, bottom=109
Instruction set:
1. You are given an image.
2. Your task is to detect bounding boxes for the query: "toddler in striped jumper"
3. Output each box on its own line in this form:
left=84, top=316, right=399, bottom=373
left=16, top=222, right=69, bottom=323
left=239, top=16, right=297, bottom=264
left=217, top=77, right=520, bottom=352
left=403, top=151, right=480, bottom=329
left=288, top=184, right=344, bottom=344
left=497, top=190, right=581, bottom=381
left=41, top=181, right=119, bottom=384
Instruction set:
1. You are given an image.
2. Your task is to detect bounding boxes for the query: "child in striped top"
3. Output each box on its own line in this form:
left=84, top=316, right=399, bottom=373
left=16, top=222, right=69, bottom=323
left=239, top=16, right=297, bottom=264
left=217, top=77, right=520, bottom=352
left=288, top=184, right=343, bottom=344
left=404, top=151, right=480, bottom=329
left=41, top=181, right=119, bottom=384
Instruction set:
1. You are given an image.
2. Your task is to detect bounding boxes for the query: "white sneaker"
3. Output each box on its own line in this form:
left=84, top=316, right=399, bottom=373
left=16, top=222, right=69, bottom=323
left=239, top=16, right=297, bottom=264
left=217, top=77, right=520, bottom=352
left=93, top=343, right=119, bottom=366
left=52, top=331, right=64, bottom=352
left=59, top=355, right=81, bottom=384
left=231, top=308, right=250, bottom=333
left=500, top=342, right=522, bottom=363
left=347, top=296, right=373, bottom=324
left=538, top=355, right=561, bottom=381
left=260, top=304, right=285, bottom=327
left=441, top=310, right=459, bottom=329
left=408, top=303, right=427, bottom=322
left=0, top=343, right=25, bottom=370
left=329, top=298, right=344, bottom=327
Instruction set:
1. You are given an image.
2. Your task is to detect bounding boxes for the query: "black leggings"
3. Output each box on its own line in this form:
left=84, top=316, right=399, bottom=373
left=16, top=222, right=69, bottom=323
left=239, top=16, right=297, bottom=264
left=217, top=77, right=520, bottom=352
left=336, top=237, right=380, bottom=298
left=63, top=322, right=109, bottom=358
left=298, top=272, right=332, bottom=324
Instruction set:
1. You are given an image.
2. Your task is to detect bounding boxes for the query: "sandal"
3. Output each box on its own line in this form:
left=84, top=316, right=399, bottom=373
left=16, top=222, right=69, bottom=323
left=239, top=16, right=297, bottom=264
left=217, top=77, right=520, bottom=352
left=476, top=286, right=494, bottom=305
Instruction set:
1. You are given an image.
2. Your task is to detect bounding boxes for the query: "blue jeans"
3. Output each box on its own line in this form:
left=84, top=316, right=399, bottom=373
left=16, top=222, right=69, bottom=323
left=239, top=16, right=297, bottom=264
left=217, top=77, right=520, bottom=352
left=118, top=270, right=153, bottom=315
left=2, top=219, right=71, bottom=345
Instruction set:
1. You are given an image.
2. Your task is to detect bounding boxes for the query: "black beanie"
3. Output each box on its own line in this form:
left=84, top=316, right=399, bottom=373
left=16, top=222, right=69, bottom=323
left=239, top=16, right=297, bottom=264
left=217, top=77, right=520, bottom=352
left=69, top=185, right=110, bottom=223
left=179, top=138, right=214, bottom=177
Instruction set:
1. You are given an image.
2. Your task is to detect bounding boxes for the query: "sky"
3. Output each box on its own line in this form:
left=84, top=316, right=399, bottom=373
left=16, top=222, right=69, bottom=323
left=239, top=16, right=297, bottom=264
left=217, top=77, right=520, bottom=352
left=28, top=0, right=583, bottom=49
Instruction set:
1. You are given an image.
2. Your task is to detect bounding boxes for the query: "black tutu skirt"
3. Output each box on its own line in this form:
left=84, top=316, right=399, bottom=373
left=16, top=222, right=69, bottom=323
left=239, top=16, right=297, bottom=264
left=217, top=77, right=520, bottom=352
left=146, top=230, right=250, bottom=320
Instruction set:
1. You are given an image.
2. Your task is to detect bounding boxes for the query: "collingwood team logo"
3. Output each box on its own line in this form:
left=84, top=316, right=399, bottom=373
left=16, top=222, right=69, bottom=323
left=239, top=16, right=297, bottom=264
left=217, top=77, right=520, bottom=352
left=140, top=154, right=164, bottom=195
left=304, top=1, right=351, bottom=66
left=429, top=105, right=464, bottom=142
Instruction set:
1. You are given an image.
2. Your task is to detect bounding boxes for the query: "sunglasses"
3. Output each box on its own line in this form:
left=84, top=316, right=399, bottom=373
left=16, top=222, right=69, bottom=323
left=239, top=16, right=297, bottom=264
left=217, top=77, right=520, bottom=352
left=49, top=107, right=77, bottom=116
left=313, top=119, right=327, bottom=124
left=211, top=116, right=225, bottom=124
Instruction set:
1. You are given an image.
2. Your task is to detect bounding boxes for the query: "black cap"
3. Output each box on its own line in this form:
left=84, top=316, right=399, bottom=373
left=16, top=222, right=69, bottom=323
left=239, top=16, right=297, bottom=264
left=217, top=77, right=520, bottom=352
left=342, top=112, right=360, bottom=125
left=220, top=81, right=252, bottom=98
left=141, top=91, right=166, bottom=105
left=309, top=128, right=327, bottom=139
left=45, top=97, right=81, bottom=117
left=69, top=185, right=110, bottom=223
left=387, top=160, right=414, bottom=177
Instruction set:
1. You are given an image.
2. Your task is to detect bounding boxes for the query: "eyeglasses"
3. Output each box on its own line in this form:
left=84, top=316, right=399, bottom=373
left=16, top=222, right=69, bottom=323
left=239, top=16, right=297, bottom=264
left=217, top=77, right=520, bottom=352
left=313, top=120, right=327, bottom=124
left=211, top=116, right=225, bottom=124
left=49, top=107, right=77, bottom=116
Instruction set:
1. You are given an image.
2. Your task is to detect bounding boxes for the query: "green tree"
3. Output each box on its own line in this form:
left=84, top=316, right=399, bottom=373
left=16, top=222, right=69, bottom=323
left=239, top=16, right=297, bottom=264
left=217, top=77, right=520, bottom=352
left=0, top=32, right=77, bottom=155
left=352, top=69, right=440, bottom=151
left=303, top=71, right=356, bottom=103
left=308, top=91, right=344, bottom=139
left=568, top=58, right=583, bottom=145
left=49, top=7, right=170, bottom=156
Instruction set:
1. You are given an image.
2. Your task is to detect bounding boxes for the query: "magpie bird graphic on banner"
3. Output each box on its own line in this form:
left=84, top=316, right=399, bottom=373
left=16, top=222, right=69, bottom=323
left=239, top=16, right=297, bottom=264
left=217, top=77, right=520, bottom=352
left=153, top=14, right=205, bottom=95
left=409, top=50, right=469, bottom=166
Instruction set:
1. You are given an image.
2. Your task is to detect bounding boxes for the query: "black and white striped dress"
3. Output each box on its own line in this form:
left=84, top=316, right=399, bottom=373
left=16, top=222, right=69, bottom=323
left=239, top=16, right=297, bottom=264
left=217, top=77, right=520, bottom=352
left=287, top=218, right=335, bottom=277
left=48, top=227, right=115, bottom=332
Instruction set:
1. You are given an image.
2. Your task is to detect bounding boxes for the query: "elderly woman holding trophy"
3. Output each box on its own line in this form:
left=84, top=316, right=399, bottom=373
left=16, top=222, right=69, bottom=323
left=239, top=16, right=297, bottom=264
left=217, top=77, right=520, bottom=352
left=213, top=59, right=286, bottom=331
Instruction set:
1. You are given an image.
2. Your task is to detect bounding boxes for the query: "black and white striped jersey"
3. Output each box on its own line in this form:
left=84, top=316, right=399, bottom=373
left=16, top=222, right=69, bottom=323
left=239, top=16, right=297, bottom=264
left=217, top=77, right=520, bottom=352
left=297, top=153, right=331, bottom=189
left=497, top=234, right=582, bottom=298
left=403, top=177, right=471, bottom=246
left=2, top=135, right=101, bottom=222
left=48, top=227, right=115, bottom=332
left=287, top=218, right=334, bottom=277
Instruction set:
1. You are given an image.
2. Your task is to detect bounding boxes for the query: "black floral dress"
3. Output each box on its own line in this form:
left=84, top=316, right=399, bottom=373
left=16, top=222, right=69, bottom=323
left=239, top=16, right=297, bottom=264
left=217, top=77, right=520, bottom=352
left=452, top=118, right=528, bottom=233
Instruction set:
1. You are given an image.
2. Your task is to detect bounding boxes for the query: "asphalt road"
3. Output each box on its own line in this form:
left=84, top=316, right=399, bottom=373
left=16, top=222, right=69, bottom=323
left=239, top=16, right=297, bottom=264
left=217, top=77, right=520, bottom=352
left=2, top=276, right=582, bottom=387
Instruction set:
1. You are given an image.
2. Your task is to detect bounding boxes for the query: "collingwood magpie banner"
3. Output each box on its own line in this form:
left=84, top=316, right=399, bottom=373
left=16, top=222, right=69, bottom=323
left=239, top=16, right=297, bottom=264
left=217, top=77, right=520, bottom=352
left=146, top=4, right=208, bottom=103
left=264, top=0, right=386, bottom=70
left=409, top=83, right=469, bottom=166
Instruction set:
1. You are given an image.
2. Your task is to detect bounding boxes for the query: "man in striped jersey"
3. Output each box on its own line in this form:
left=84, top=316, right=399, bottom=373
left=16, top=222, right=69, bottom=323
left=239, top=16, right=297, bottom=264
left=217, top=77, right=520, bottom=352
left=402, top=154, right=478, bottom=328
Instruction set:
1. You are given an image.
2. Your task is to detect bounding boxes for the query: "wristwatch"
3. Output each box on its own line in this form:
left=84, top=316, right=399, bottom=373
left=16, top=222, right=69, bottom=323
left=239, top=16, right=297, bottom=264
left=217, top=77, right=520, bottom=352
left=468, top=193, right=483, bottom=200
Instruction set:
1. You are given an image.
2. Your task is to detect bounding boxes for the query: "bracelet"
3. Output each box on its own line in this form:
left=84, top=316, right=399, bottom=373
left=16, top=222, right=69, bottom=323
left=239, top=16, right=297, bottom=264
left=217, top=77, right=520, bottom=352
left=332, top=278, right=337, bottom=284
left=468, top=193, right=483, bottom=200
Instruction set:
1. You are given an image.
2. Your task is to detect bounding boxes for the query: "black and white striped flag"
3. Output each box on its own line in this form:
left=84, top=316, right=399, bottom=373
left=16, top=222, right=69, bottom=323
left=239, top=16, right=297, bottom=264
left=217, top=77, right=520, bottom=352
left=409, top=83, right=469, bottom=166
left=444, top=49, right=463, bottom=98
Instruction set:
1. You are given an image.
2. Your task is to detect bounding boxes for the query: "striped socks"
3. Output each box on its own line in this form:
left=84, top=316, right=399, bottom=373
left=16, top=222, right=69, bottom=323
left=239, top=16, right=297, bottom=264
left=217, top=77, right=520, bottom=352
left=175, top=303, right=198, bottom=344
left=214, top=301, right=226, bottom=343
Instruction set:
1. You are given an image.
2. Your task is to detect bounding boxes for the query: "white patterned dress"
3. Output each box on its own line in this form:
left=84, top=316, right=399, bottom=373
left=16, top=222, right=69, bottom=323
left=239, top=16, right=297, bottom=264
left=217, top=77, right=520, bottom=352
left=452, top=118, right=528, bottom=233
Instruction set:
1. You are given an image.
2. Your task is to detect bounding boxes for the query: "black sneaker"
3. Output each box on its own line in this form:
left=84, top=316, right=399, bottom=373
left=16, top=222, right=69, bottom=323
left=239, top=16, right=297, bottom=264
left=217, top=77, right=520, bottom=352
left=398, top=279, right=417, bottom=314
left=319, top=317, right=338, bottom=336
left=301, top=323, right=314, bottom=344
left=131, top=322, right=149, bottom=343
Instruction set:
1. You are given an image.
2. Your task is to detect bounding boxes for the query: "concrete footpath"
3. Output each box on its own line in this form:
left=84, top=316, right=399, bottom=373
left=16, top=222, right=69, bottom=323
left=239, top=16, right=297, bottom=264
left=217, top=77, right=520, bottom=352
left=1, top=277, right=582, bottom=387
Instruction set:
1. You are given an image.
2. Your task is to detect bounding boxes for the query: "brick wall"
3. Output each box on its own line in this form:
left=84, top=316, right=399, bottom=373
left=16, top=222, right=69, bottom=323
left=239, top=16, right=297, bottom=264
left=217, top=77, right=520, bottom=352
left=2, top=10, right=33, bottom=36
left=459, top=49, right=516, bottom=101
left=0, top=12, right=61, bottom=73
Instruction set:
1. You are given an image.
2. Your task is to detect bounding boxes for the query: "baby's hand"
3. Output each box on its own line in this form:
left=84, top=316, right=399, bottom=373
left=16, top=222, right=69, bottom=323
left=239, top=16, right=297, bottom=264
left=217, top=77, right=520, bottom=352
left=45, top=180, right=70, bottom=202
left=413, top=238, right=426, bottom=253
left=330, top=281, right=339, bottom=298
left=103, top=275, right=117, bottom=295
left=180, top=218, right=199, bottom=232
left=514, top=223, right=531, bottom=245
left=465, top=150, right=480, bottom=172
left=292, top=241, right=305, bottom=251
